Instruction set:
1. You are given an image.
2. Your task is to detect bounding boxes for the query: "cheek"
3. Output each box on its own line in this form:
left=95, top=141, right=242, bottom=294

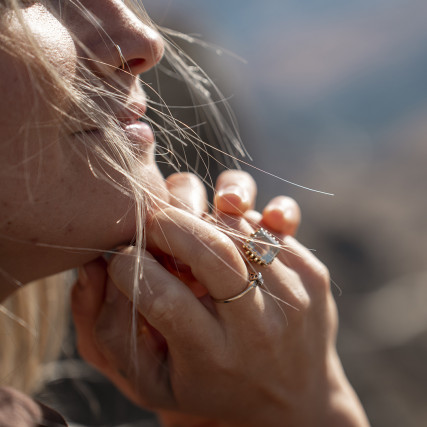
left=0, top=8, right=78, bottom=233
left=0, top=49, right=76, bottom=173
left=0, top=6, right=76, bottom=132
left=0, top=7, right=168, bottom=251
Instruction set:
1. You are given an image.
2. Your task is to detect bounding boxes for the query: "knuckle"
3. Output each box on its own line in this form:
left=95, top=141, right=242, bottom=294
left=257, top=316, right=285, bottom=344
left=286, top=289, right=311, bottom=323
left=281, top=270, right=312, bottom=313
left=144, top=291, right=175, bottom=325
left=306, top=260, right=331, bottom=295
left=141, top=283, right=185, bottom=328
left=315, top=262, right=331, bottom=286
left=296, top=288, right=312, bottom=313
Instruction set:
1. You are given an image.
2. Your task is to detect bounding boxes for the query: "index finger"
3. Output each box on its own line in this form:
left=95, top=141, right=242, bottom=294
left=145, top=207, right=252, bottom=311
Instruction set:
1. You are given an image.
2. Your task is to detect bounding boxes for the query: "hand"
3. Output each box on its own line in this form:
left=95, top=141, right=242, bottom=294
left=147, top=171, right=302, bottom=426
left=71, top=170, right=301, bottom=427
left=159, top=171, right=300, bottom=301
left=164, top=170, right=300, bottom=235
left=71, top=172, right=367, bottom=426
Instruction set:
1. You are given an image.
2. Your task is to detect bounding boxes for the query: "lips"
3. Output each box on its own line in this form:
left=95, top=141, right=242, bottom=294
left=72, top=101, right=155, bottom=147
left=116, top=100, right=147, bottom=123
left=117, top=102, right=156, bottom=147
left=123, top=119, right=155, bottom=146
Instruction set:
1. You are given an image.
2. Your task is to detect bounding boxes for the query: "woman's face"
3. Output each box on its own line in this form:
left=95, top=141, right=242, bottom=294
left=0, top=1, right=166, bottom=293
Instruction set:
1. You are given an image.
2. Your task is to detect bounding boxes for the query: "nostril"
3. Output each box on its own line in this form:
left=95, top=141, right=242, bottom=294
left=117, top=58, right=152, bottom=75
left=126, top=58, right=146, bottom=71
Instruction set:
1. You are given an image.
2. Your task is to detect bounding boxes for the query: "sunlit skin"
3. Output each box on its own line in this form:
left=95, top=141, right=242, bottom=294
left=0, top=2, right=369, bottom=426
left=0, top=1, right=166, bottom=298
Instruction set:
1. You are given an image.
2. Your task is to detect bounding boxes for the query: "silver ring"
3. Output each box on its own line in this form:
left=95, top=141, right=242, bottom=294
left=213, top=272, right=264, bottom=304
left=114, top=44, right=126, bottom=70
left=243, top=228, right=280, bottom=266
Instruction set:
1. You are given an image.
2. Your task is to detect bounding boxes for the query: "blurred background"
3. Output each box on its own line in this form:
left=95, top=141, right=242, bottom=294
left=143, top=0, right=427, bottom=425
left=38, top=1, right=427, bottom=426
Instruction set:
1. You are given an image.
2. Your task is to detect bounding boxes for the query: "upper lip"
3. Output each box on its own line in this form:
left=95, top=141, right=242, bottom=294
left=73, top=100, right=147, bottom=134
left=115, top=101, right=147, bottom=126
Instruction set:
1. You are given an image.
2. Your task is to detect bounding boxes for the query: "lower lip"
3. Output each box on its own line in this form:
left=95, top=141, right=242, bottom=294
left=73, top=121, right=155, bottom=147
left=124, top=121, right=155, bottom=147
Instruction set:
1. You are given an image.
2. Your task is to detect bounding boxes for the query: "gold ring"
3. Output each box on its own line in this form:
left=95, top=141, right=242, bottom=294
left=213, top=272, right=264, bottom=304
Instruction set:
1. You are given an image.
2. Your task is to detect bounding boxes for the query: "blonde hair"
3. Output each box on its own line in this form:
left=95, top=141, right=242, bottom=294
left=0, top=274, right=69, bottom=394
left=0, top=0, right=243, bottom=394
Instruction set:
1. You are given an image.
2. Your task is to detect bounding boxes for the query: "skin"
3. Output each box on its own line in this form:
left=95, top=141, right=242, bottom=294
left=0, top=1, right=369, bottom=426
left=0, top=0, right=166, bottom=297
left=72, top=173, right=369, bottom=427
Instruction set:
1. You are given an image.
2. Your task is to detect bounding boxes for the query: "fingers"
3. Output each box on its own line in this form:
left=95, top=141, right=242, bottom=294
left=166, top=172, right=208, bottom=216
left=165, top=171, right=300, bottom=238
left=262, top=196, right=301, bottom=235
left=278, top=236, right=331, bottom=298
left=215, top=212, right=309, bottom=312
left=92, top=276, right=176, bottom=410
left=239, top=210, right=329, bottom=298
left=71, top=257, right=110, bottom=371
left=145, top=208, right=248, bottom=301
left=71, top=256, right=179, bottom=409
left=214, top=170, right=257, bottom=215
left=243, top=198, right=300, bottom=237
left=108, top=247, right=222, bottom=352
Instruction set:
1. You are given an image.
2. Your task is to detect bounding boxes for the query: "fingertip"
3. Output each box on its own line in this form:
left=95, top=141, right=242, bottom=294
left=166, top=171, right=202, bottom=187
left=262, top=207, right=298, bottom=235
left=214, top=185, right=250, bottom=214
left=262, top=197, right=301, bottom=235
left=215, top=170, right=257, bottom=214
left=216, top=170, right=257, bottom=192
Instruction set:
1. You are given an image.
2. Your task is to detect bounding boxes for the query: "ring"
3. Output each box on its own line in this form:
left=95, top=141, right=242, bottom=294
left=243, top=228, right=280, bottom=266
left=213, top=272, right=264, bottom=304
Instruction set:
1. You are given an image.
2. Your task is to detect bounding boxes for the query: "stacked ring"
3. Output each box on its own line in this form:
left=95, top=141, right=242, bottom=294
left=213, top=272, right=264, bottom=304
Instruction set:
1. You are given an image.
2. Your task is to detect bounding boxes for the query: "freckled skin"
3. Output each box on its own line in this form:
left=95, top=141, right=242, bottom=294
left=0, top=2, right=165, bottom=299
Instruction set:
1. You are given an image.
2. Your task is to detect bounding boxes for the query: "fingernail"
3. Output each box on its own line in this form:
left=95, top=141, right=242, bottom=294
left=264, top=203, right=284, bottom=217
left=217, top=185, right=249, bottom=204
left=106, top=281, right=120, bottom=303
left=78, top=267, right=89, bottom=289
left=284, top=207, right=295, bottom=222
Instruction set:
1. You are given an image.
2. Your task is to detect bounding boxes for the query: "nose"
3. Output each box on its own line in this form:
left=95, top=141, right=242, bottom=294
left=77, top=1, right=164, bottom=76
